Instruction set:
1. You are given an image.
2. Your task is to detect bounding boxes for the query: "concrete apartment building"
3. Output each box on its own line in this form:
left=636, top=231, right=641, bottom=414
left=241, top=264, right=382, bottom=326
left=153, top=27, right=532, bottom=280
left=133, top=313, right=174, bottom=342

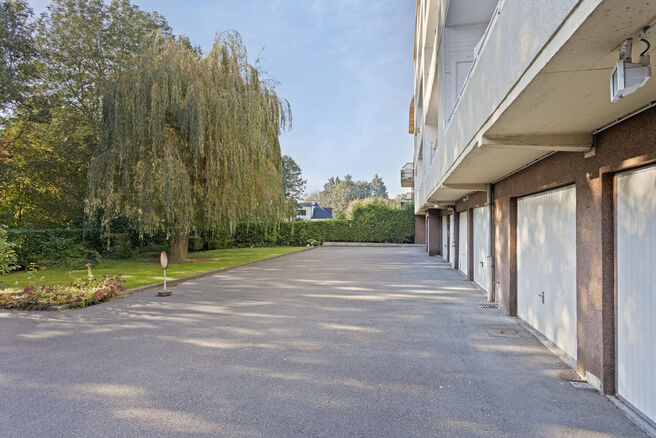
left=406, top=0, right=656, bottom=427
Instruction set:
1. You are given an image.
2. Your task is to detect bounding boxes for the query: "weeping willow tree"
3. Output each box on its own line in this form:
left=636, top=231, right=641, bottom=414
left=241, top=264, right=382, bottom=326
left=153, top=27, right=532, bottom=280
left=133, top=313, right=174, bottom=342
left=87, top=32, right=291, bottom=261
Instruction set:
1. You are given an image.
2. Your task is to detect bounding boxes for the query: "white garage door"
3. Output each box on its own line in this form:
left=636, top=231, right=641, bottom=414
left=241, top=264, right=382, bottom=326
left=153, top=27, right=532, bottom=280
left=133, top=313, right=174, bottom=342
left=616, top=165, right=656, bottom=424
left=517, top=185, right=577, bottom=360
left=450, top=214, right=456, bottom=267
left=473, top=206, right=490, bottom=291
left=458, top=211, right=468, bottom=275
left=442, top=215, right=449, bottom=261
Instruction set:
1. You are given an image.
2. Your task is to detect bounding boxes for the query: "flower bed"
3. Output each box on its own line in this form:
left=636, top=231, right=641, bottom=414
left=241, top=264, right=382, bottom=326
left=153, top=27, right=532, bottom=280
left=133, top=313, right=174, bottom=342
left=0, top=265, right=126, bottom=310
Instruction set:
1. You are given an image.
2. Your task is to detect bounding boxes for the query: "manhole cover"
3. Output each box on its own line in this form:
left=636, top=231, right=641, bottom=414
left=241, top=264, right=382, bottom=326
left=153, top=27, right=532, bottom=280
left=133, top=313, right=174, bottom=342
left=485, top=328, right=520, bottom=338
left=480, top=303, right=499, bottom=309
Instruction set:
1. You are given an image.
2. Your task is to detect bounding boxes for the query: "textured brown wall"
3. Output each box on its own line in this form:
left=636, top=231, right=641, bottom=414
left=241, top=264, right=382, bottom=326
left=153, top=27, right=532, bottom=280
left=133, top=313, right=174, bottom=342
left=426, top=209, right=442, bottom=256
left=455, top=191, right=487, bottom=212
left=492, top=106, right=656, bottom=393
left=494, top=196, right=518, bottom=315
left=414, top=214, right=426, bottom=245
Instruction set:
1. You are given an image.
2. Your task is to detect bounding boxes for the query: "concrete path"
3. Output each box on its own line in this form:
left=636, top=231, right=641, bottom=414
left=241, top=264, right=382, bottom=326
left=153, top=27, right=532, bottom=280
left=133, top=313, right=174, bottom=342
left=0, top=247, right=647, bottom=437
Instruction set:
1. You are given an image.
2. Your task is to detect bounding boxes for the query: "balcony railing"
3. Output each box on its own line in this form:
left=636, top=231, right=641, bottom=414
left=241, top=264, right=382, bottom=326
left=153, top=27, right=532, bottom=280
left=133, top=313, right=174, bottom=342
left=401, top=162, right=414, bottom=188
left=399, top=190, right=414, bottom=204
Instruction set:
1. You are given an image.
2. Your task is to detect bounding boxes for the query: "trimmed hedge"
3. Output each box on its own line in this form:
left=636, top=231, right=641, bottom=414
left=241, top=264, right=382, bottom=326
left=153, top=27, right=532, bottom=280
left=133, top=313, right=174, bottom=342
left=7, top=229, right=96, bottom=267
left=5, top=228, right=168, bottom=268
left=216, top=202, right=414, bottom=247
left=4, top=202, right=414, bottom=266
left=350, top=199, right=414, bottom=243
left=219, top=220, right=358, bottom=247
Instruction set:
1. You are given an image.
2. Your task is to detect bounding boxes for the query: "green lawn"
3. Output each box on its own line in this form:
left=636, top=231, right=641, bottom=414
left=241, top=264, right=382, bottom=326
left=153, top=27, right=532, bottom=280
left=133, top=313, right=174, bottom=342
left=1, top=247, right=305, bottom=292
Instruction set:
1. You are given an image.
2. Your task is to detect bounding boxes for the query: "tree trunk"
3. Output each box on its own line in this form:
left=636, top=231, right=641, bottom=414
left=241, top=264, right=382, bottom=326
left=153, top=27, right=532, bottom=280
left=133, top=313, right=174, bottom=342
left=170, top=230, right=189, bottom=262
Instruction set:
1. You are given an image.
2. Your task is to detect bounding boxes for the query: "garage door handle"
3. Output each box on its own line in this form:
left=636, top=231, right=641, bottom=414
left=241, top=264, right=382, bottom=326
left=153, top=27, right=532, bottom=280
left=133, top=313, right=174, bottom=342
left=538, top=291, right=545, bottom=304
left=480, top=261, right=484, bottom=267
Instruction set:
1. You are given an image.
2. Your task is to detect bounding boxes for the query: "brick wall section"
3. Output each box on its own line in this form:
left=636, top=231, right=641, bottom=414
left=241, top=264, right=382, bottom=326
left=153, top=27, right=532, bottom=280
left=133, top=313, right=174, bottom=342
left=492, top=106, right=656, bottom=393
left=414, top=214, right=426, bottom=245
left=455, top=191, right=487, bottom=212
left=426, top=209, right=442, bottom=256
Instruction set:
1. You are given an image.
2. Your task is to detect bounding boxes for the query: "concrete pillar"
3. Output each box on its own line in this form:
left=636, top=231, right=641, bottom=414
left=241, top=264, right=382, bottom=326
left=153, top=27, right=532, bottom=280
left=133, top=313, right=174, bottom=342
left=494, top=196, right=517, bottom=317
left=426, top=209, right=442, bottom=256
left=575, top=172, right=615, bottom=394
left=414, top=214, right=426, bottom=245
left=425, top=213, right=429, bottom=251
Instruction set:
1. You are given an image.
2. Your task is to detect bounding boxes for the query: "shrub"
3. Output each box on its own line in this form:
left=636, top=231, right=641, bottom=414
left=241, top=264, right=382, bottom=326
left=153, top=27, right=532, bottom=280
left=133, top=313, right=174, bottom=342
left=206, top=228, right=232, bottom=249
left=39, top=237, right=93, bottom=268
left=129, top=230, right=169, bottom=254
left=6, top=229, right=100, bottom=268
left=101, top=233, right=135, bottom=260
left=0, top=226, right=18, bottom=275
left=6, top=228, right=165, bottom=267
left=343, top=197, right=399, bottom=219
left=189, top=235, right=205, bottom=251
left=350, top=199, right=414, bottom=243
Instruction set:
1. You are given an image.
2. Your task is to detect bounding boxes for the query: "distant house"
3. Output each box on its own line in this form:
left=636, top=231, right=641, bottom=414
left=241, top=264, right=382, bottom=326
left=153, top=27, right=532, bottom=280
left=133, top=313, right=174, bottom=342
left=296, top=202, right=333, bottom=221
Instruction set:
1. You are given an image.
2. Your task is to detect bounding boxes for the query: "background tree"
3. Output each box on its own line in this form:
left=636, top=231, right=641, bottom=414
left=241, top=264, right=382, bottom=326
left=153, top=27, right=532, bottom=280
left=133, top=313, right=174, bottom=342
left=306, top=174, right=389, bottom=216
left=34, top=0, right=172, bottom=129
left=87, top=33, right=291, bottom=261
left=0, top=0, right=36, bottom=118
left=0, top=0, right=172, bottom=227
left=0, top=116, right=86, bottom=227
left=370, top=174, right=388, bottom=198
left=281, top=154, right=306, bottom=214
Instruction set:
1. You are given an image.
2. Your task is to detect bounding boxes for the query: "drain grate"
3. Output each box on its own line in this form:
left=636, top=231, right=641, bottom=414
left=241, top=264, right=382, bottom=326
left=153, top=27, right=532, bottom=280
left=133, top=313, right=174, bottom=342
left=480, top=303, right=499, bottom=309
left=486, top=328, right=520, bottom=338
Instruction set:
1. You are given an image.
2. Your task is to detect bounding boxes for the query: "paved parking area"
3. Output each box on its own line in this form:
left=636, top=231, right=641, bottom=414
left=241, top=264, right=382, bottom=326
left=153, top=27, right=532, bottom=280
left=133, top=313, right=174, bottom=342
left=0, top=247, right=648, bottom=437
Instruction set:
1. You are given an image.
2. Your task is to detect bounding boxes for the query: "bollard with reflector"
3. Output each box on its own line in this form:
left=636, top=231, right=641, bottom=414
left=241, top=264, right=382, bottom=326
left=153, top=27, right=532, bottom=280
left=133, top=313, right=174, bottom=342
left=157, top=251, right=173, bottom=297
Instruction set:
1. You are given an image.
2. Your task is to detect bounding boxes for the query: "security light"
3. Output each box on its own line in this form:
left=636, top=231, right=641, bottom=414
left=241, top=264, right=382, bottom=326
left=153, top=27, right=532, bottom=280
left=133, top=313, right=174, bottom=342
left=610, top=39, right=651, bottom=102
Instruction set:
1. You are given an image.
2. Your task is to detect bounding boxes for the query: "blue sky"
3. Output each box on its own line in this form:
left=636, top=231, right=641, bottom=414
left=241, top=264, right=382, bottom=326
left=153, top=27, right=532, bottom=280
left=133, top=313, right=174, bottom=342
left=29, top=0, right=415, bottom=197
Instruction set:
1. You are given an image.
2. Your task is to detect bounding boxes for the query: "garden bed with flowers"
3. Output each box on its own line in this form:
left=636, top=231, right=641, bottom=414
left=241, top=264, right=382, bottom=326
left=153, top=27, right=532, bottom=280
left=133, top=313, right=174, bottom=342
left=0, top=265, right=126, bottom=310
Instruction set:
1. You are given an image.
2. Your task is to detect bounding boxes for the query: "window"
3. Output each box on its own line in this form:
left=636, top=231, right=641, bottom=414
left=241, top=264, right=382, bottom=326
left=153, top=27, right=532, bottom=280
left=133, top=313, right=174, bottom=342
left=298, top=209, right=306, bottom=216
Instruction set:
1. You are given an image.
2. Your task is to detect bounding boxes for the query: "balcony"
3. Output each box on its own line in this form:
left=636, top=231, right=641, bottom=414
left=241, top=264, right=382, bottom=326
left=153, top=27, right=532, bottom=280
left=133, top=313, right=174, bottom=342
left=414, top=0, right=656, bottom=210
left=399, top=190, right=414, bottom=204
left=401, top=162, right=414, bottom=187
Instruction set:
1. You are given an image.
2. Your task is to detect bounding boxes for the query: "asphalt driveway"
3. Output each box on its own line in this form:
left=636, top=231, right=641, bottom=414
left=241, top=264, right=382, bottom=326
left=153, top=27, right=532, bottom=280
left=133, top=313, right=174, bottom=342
left=0, top=247, right=648, bottom=437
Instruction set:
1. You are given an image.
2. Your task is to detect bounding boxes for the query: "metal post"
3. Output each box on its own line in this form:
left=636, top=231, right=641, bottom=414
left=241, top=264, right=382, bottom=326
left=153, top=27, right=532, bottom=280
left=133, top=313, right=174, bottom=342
left=157, top=251, right=172, bottom=296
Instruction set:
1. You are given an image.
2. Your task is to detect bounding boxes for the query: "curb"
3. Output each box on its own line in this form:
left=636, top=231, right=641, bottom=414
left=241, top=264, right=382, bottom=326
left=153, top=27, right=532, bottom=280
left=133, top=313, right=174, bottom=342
left=321, top=242, right=425, bottom=247
left=6, top=247, right=313, bottom=312
left=45, top=304, right=71, bottom=311
left=109, top=246, right=315, bottom=303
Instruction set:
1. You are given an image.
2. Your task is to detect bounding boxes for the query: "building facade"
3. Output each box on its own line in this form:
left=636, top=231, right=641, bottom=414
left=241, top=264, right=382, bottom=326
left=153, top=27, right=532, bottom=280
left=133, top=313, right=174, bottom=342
left=296, top=202, right=334, bottom=221
left=407, top=0, right=656, bottom=427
